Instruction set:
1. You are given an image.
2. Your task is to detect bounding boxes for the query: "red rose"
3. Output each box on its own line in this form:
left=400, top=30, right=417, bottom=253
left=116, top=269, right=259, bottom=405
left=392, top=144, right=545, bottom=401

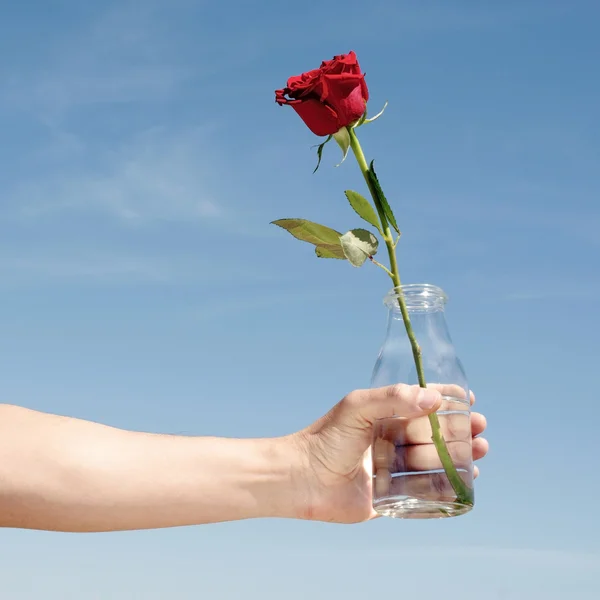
left=275, top=51, right=369, bottom=136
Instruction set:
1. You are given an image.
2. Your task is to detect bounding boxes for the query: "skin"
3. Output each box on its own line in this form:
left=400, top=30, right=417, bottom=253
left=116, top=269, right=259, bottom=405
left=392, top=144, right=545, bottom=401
left=0, top=384, right=488, bottom=532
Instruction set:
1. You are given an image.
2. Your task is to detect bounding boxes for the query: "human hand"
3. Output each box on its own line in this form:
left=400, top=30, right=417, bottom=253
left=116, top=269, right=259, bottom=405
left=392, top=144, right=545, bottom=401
left=290, top=384, right=488, bottom=523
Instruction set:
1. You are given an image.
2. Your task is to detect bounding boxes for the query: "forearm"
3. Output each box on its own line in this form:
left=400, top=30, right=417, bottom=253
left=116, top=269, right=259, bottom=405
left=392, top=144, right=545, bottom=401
left=0, top=404, right=301, bottom=532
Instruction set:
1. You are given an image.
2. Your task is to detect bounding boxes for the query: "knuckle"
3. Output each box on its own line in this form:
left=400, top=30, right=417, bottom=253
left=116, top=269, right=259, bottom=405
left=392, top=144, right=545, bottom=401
left=342, top=389, right=365, bottom=410
left=387, top=383, right=412, bottom=400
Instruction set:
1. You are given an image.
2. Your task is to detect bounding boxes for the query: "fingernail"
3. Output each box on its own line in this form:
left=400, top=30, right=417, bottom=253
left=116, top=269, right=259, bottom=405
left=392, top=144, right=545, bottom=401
left=418, top=389, right=440, bottom=410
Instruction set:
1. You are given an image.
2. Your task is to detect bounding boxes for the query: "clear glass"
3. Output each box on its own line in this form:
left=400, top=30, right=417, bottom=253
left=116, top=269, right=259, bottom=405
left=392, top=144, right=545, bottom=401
left=371, top=284, right=474, bottom=519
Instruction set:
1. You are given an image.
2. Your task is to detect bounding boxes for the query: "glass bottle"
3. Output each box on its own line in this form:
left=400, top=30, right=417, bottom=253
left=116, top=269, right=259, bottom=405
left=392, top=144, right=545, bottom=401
left=371, top=284, right=474, bottom=519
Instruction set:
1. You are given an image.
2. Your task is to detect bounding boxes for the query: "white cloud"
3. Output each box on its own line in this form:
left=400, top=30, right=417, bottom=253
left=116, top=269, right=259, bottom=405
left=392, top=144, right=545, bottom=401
left=0, top=2, right=252, bottom=225
left=189, top=288, right=366, bottom=321
left=1, top=2, right=193, bottom=120
left=505, top=284, right=600, bottom=302
left=343, top=1, right=573, bottom=40
left=0, top=251, right=279, bottom=287
left=296, top=540, right=600, bottom=572
left=6, top=126, right=223, bottom=224
left=1, top=1, right=260, bottom=124
left=399, top=545, right=600, bottom=570
left=0, top=255, right=171, bottom=285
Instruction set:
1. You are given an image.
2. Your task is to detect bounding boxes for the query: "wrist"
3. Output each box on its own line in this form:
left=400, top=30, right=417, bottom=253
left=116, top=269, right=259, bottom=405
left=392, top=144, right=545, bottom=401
left=250, top=434, right=310, bottom=521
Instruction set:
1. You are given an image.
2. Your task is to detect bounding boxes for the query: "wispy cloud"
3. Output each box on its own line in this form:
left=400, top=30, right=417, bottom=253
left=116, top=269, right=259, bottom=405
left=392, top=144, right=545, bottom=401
left=407, top=181, right=600, bottom=249
left=0, top=2, right=265, bottom=226
left=348, top=0, right=574, bottom=38
left=408, top=545, right=600, bottom=570
left=189, top=288, right=369, bottom=321
left=0, top=251, right=279, bottom=287
left=1, top=1, right=263, bottom=124
left=0, top=254, right=171, bottom=285
left=449, top=269, right=600, bottom=304
left=297, top=541, right=600, bottom=571
left=2, top=3, right=192, bottom=121
left=505, top=285, right=600, bottom=302
left=6, top=126, right=222, bottom=224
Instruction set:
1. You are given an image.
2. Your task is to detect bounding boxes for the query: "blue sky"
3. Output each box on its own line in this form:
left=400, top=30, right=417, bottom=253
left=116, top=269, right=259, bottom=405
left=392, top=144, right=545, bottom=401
left=1, top=0, right=599, bottom=597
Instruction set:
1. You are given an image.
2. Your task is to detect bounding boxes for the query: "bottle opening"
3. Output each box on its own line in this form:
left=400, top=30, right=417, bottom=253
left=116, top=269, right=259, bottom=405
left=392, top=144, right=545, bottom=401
left=383, top=283, right=448, bottom=312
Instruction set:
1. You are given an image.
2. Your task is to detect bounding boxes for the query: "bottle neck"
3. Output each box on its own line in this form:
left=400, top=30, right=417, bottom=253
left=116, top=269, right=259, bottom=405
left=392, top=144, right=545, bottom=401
left=383, top=284, right=448, bottom=312
left=382, top=284, right=453, bottom=347
left=386, top=308, right=452, bottom=344
left=373, top=284, right=466, bottom=392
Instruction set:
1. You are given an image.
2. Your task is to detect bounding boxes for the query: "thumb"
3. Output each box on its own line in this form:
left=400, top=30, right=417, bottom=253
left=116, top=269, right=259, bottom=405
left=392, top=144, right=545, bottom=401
left=337, top=384, right=442, bottom=429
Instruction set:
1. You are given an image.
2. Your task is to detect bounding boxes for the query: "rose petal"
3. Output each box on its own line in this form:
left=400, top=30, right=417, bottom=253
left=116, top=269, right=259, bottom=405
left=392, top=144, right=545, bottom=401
left=290, top=98, right=341, bottom=136
left=274, top=51, right=369, bottom=135
left=320, top=74, right=367, bottom=125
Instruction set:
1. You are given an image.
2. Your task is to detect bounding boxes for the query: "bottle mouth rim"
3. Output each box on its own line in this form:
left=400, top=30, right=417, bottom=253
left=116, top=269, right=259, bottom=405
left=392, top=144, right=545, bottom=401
left=383, top=283, right=447, bottom=310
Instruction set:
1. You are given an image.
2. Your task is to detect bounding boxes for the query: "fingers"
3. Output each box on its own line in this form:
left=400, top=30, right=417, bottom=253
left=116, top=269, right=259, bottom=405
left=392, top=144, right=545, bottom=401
left=398, top=410, right=487, bottom=446
left=398, top=400, right=469, bottom=446
left=472, top=436, right=489, bottom=460
left=421, top=383, right=474, bottom=405
left=375, top=455, right=485, bottom=501
left=373, top=435, right=488, bottom=476
left=471, top=412, right=486, bottom=437
left=372, top=436, right=485, bottom=499
left=336, top=384, right=486, bottom=443
left=400, top=436, right=488, bottom=471
left=374, top=437, right=472, bottom=473
left=340, top=384, right=442, bottom=428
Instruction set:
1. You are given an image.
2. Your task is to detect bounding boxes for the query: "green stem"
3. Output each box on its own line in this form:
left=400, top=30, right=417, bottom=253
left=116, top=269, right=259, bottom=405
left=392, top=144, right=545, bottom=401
left=369, top=257, right=394, bottom=278
left=348, top=127, right=473, bottom=506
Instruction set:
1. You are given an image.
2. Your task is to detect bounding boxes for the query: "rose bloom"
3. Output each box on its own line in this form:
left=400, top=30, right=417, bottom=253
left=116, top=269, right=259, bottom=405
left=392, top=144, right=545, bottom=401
left=275, top=51, right=369, bottom=136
